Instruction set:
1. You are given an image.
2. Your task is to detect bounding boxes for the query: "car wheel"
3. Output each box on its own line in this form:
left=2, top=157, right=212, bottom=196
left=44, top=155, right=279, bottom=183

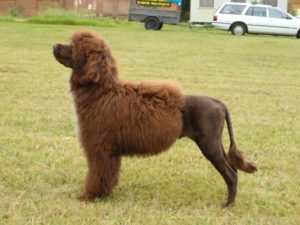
left=297, top=30, right=300, bottom=39
left=231, top=23, right=246, bottom=36
left=144, top=17, right=160, bottom=30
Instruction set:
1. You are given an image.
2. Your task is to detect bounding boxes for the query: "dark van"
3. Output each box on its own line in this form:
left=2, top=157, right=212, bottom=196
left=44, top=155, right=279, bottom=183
left=128, top=0, right=182, bottom=30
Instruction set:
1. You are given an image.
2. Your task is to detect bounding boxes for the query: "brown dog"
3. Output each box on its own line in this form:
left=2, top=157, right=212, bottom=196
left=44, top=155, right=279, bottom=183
left=53, top=31, right=257, bottom=207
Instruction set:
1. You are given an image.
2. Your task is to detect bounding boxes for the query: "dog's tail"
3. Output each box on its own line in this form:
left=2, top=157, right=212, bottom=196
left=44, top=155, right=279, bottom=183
left=224, top=106, right=257, bottom=173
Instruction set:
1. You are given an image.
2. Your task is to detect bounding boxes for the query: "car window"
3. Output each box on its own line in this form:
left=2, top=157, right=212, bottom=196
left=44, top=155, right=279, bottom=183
left=245, top=6, right=267, bottom=17
left=220, top=4, right=246, bottom=15
left=269, top=8, right=291, bottom=19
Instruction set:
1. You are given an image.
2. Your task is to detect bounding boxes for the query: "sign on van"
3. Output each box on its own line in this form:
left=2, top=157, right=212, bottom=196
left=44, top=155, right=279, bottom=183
left=136, top=0, right=182, bottom=8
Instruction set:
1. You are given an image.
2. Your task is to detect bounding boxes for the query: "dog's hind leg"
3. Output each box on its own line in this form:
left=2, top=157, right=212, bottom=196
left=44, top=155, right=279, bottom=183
left=78, top=150, right=121, bottom=201
left=193, top=136, right=237, bottom=207
left=181, top=96, right=238, bottom=206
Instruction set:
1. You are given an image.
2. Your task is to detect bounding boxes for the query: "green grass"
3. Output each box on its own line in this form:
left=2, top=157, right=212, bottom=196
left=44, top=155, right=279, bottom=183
left=0, top=21, right=299, bottom=225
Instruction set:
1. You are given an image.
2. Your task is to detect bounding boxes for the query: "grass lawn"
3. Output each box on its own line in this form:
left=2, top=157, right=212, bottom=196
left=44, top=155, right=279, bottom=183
left=0, top=21, right=299, bottom=225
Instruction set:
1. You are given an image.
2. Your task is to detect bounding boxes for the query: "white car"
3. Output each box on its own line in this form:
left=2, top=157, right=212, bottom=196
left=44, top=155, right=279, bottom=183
left=212, top=3, right=300, bottom=38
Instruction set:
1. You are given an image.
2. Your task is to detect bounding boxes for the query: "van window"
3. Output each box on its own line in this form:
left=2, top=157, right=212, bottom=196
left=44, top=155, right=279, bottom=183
left=220, top=4, right=246, bottom=15
left=200, top=0, right=214, bottom=7
left=246, top=7, right=267, bottom=17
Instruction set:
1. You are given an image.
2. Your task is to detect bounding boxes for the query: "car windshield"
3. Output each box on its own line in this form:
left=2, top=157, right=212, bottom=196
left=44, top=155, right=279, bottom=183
left=220, top=4, right=246, bottom=15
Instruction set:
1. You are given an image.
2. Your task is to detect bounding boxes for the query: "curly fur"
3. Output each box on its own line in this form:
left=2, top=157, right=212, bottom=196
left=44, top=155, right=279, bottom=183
left=53, top=31, right=257, bottom=206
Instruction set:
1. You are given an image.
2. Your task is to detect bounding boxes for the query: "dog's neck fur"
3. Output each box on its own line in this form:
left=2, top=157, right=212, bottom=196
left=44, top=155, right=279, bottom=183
left=69, top=55, right=119, bottom=92
left=70, top=72, right=118, bottom=91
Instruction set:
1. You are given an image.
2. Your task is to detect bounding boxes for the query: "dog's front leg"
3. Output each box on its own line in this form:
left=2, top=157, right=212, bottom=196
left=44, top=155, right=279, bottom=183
left=78, top=149, right=121, bottom=201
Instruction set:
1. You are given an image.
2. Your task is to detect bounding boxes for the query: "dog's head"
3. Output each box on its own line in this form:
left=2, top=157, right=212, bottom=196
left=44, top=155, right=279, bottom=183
left=53, top=31, right=118, bottom=86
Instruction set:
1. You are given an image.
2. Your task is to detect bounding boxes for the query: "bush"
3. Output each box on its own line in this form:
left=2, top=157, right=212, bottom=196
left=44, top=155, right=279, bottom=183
left=26, top=7, right=133, bottom=27
left=37, top=6, right=91, bottom=19
left=6, top=4, right=24, bottom=17
left=0, top=6, right=134, bottom=28
left=288, top=0, right=297, bottom=16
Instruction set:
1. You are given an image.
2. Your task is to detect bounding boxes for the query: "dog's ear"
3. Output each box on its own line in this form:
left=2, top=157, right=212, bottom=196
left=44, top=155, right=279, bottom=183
left=87, top=51, right=118, bottom=84
left=78, top=44, right=118, bottom=85
left=71, top=31, right=93, bottom=71
left=73, top=48, right=86, bottom=72
left=71, top=49, right=102, bottom=85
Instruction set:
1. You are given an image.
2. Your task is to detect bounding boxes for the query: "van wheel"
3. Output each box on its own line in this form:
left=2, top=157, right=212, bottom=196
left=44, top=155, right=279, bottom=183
left=297, top=29, right=300, bottom=39
left=144, top=17, right=160, bottom=30
left=158, top=22, right=163, bottom=30
left=231, top=23, right=246, bottom=35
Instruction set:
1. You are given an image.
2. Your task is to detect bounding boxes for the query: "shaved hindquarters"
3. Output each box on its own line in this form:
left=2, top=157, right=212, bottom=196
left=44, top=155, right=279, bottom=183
left=180, top=95, right=238, bottom=206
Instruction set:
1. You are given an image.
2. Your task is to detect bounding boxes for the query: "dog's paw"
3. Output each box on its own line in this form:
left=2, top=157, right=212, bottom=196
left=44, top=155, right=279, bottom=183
left=77, top=193, right=96, bottom=202
left=221, top=201, right=234, bottom=208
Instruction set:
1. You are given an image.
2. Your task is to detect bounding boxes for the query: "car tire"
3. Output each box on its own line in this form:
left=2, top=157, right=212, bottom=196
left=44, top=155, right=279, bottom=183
left=231, top=23, right=246, bottom=36
left=144, top=17, right=161, bottom=30
left=297, top=29, right=300, bottom=39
